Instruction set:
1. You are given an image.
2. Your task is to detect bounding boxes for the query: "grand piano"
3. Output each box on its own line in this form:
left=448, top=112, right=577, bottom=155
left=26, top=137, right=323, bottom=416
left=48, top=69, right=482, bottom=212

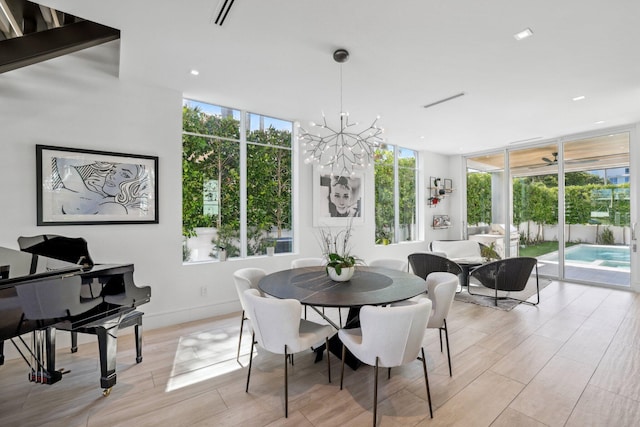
left=0, top=237, right=151, bottom=396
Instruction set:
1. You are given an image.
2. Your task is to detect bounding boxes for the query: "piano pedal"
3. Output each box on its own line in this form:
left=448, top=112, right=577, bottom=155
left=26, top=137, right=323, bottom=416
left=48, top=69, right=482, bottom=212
left=28, top=368, right=63, bottom=384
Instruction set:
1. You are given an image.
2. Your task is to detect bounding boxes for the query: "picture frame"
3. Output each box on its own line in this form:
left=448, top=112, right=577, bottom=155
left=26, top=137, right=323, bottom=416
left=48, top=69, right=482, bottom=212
left=36, top=145, right=159, bottom=225
left=313, top=167, right=364, bottom=227
left=432, top=214, right=451, bottom=229
left=444, top=178, right=453, bottom=193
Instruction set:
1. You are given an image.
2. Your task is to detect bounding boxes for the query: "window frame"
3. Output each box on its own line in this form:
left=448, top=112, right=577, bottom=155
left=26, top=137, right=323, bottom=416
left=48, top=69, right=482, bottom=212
left=182, top=99, right=294, bottom=262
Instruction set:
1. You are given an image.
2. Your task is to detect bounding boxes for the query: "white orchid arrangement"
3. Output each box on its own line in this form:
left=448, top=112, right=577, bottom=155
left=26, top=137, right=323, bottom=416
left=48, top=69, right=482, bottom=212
left=317, top=220, right=362, bottom=274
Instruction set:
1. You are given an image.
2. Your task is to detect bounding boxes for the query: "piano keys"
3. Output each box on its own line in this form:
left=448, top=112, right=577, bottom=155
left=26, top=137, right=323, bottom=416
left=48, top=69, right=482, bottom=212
left=0, top=242, right=151, bottom=395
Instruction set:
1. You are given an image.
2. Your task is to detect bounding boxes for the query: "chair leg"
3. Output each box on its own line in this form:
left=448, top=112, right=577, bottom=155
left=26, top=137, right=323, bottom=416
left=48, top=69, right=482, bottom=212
left=340, top=344, right=346, bottom=389
left=237, top=311, right=245, bottom=362
left=438, top=328, right=443, bottom=353
left=373, top=357, right=379, bottom=427
left=245, top=332, right=255, bottom=392
left=421, top=347, right=433, bottom=418
left=388, top=367, right=391, bottom=379
left=443, top=319, right=452, bottom=377
left=284, top=345, right=289, bottom=418
left=70, top=331, right=78, bottom=353
left=326, top=338, right=331, bottom=383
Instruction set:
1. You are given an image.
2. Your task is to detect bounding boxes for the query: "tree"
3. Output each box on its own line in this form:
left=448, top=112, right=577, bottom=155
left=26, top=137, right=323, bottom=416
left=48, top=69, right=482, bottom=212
left=182, top=104, right=293, bottom=259
left=246, top=127, right=292, bottom=254
left=466, top=172, right=492, bottom=225
left=374, top=148, right=395, bottom=243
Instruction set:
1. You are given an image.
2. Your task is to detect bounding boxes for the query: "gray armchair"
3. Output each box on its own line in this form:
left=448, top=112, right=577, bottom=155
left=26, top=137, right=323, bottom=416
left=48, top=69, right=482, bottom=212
left=468, top=257, right=539, bottom=306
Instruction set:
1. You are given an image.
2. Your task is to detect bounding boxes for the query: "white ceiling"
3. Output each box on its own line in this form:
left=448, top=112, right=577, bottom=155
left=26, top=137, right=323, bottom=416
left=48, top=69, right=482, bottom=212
left=40, top=0, right=640, bottom=155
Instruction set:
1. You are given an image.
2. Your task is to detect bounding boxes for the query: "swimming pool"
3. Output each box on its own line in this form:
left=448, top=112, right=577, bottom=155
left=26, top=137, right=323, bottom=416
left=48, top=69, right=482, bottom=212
left=538, top=244, right=630, bottom=270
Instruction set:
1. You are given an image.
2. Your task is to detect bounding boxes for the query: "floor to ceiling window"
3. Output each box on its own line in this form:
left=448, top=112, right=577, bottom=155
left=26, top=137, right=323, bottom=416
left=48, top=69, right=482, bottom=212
left=182, top=99, right=293, bottom=263
left=374, top=145, right=418, bottom=244
left=465, top=131, right=632, bottom=287
left=465, top=152, right=508, bottom=256
left=559, top=133, right=630, bottom=286
left=509, top=143, right=560, bottom=277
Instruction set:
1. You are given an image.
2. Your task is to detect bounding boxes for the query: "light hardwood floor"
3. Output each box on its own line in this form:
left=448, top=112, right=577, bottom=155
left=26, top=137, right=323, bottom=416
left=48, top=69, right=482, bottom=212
left=2, top=280, right=640, bottom=427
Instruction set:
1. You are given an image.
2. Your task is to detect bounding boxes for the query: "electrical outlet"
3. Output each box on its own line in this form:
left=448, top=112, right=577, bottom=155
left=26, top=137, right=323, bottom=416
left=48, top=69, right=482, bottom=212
left=200, top=287, right=207, bottom=296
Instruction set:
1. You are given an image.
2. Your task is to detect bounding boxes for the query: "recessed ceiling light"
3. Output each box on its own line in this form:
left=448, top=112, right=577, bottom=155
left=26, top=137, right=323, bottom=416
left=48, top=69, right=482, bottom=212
left=572, top=95, right=585, bottom=101
left=594, top=120, right=605, bottom=124
left=190, top=69, right=200, bottom=76
left=514, top=28, right=533, bottom=41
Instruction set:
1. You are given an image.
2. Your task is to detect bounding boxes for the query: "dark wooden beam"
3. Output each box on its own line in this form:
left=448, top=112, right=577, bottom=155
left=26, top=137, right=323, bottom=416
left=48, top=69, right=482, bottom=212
left=0, top=19, right=120, bottom=73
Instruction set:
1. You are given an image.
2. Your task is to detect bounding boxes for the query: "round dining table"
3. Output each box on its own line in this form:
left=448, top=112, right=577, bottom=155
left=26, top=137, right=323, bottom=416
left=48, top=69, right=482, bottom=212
left=258, top=265, right=427, bottom=369
left=258, top=265, right=427, bottom=312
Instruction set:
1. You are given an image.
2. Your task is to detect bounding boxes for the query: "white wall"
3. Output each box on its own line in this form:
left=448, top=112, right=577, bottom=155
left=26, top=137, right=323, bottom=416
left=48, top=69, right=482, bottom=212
left=0, top=40, right=459, bottom=357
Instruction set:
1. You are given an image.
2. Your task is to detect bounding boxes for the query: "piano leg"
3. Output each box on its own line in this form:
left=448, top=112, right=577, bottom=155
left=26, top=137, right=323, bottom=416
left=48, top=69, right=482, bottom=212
left=0, top=340, right=4, bottom=365
left=95, top=317, right=121, bottom=396
left=135, top=323, right=142, bottom=363
left=45, top=327, right=57, bottom=377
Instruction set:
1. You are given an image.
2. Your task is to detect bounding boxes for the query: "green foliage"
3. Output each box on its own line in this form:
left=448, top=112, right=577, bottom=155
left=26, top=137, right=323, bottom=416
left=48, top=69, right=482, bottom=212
left=471, top=169, right=629, bottom=245
left=374, top=148, right=417, bottom=243
left=374, top=149, right=395, bottom=243
left=466, top=172, right=492, bottom=225
left=325, top=253, right=361, bottom=274
left=182, top=103, right=292, bottom=257
left=596, top=227, right=615, bottom=245
left=480, top=242, right=500, bottom=260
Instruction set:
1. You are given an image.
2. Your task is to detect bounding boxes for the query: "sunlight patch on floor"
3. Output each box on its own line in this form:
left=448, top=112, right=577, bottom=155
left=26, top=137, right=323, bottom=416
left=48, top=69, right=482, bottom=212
left=165, top=327, right=253, bottom=392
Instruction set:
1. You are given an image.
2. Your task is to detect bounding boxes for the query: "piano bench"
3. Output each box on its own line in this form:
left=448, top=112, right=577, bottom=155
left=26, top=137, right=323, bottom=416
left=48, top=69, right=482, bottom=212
left=70, top=310, right=144, bottom=363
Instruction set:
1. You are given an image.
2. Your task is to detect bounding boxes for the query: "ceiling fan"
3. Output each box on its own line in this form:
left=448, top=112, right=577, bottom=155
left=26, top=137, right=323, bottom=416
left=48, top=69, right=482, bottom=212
left=541, top=152, right=558, bottom=165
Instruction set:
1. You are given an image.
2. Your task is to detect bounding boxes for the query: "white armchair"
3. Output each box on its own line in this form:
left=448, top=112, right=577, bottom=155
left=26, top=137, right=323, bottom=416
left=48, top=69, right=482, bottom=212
left=232, top=268, right=266, bottom=362
left=339, top=298, right=434, bottom=425
left=244, top=289, right=335, bottom=418
left=426, top=272, right=458, bottom=377
left=368, top=258, right=408, bottom=272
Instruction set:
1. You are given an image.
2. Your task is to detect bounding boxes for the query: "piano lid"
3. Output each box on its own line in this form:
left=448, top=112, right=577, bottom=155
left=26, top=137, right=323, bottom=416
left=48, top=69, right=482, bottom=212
left=0, top=246, right=83, bottom=287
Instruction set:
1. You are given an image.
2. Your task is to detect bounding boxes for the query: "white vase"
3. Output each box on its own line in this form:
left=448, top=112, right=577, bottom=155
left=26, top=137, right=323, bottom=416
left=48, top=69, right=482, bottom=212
left=327, top=266, right=355, bottom=282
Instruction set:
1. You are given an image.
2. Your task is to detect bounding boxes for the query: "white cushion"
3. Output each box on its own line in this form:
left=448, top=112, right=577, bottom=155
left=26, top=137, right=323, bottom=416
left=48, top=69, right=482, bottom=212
left=430, top=240, right=482, bottom=263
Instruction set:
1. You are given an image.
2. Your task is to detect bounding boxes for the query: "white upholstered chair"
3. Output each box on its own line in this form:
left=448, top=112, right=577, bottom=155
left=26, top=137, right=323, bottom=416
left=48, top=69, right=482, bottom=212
left=368, top=258, right=408, bottom=272
left=339, top=298, right=434, bottom=425
left=243, top=289, right=334, bottom=418
left=291, top=257, right=330, bottom=321
left=425, top=272, right=458, bottom=377
left=232, top=268, right=266, bottom=362
left=291, top=257, right=325, bottom=268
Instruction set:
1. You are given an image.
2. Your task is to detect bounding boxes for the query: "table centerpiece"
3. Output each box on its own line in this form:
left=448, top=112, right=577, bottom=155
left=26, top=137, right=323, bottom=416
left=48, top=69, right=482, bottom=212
left=318, top=220, right=361, bottom=282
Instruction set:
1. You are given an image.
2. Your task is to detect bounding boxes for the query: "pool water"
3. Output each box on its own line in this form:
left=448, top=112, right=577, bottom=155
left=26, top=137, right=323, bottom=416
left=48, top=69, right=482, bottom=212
left=539, top=244, right=630, bottom=269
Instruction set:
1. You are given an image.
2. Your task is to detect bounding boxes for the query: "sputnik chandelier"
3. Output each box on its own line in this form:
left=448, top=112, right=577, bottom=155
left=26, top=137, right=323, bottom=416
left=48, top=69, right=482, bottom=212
left=299, top=49, right=384, bottom=177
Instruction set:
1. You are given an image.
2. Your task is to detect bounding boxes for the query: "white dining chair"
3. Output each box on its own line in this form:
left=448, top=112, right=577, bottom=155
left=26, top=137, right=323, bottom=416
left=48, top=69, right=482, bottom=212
left=339, top=298, right=434, bottom=425
left=291, top=257, right=325, bottom=268
left=368, top=258, right=408, bottom=272
left=291, top=257, right=331, bottom=322
left=232, top=268, right=266, bottom=362
left=243, top=289, right=334, bottom=418
left=425, top=272, right=458, bottom=377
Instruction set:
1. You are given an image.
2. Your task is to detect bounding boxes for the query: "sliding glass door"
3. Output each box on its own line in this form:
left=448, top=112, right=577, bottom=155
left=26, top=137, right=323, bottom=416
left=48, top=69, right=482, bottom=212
left=561, top=133, right=630, bottom=286
left=508, top=144, right=559, bottom=277
left=466, top=131, right=632, bottom=287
